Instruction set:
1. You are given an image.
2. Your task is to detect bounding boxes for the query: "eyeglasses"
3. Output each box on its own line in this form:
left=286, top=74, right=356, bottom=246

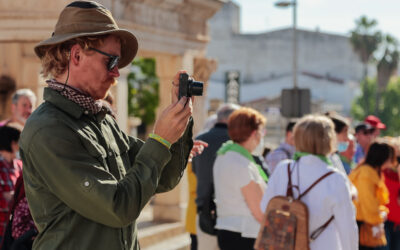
left=89, top=47, right=120, bottom=71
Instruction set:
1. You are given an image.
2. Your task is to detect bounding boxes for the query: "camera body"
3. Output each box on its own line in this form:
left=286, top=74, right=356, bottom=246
left=178, top=73, right=203, bottom=99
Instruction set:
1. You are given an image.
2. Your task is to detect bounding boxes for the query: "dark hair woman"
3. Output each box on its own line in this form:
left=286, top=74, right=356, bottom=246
left=349, top=140, right=395, bottom=250
left=0, top=126, right=22, bottom=242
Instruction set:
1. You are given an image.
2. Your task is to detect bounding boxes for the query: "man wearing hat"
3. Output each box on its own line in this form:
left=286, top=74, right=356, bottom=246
left=364, top=115, right=386, bottom=138
left=19, top=1, right=194, bottom=249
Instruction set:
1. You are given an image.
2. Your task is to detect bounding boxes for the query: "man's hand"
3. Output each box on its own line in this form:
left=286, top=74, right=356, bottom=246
left=152, top=70, right=200, bottom=144
left=189, top=140, right=208, bottom=162
left=153, top=96, right=192, bottom=144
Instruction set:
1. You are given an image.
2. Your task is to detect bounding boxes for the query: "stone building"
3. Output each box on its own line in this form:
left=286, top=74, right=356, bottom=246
left=0, top=1, right=224, bottom=246
left=204, top=1, right=369, bottom=145
left=206, top=2, right=367, bottom=115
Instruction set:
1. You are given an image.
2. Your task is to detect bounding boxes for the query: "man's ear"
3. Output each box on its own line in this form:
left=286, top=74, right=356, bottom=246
left=11, top=140, right=19, bottom=153
left=70, top=44, right=82, bottom=65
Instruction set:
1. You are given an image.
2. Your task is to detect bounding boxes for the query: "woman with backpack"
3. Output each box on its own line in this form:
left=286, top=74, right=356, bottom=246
left=260, top=115, right=358, bottom=250
left=213, top=107, right=267, bottom=250
left=349, top=140, right=394, bottom=250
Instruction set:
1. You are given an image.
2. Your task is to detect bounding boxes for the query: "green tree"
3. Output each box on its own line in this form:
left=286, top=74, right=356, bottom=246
left=350, top=16, right=382, bottom=78
left=380, top=78, right=400, bottom=136
left=350, top=16, right=382, bottom=113
left=376, top=34, right=399, bottom=114
left=127, top=58, right=159, bottom=127
left=351, top=77, right=377, bottom=121
left=351, top=77, right=400, bottom=136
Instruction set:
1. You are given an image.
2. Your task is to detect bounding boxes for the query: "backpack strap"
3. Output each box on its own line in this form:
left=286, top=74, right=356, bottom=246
left=297, top=171, right=335, bottom=241
left=298, top=171, right=334, bottom=200
left=286, top=162, right=300, bottom=198
left=310, top=216, right=334, bottom=241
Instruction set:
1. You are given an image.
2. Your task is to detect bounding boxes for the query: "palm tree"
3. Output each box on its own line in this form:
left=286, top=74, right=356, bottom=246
left=350, top=16, right=382, bottom=113
left=375, top=35, right=399, bottom=114
left=377, top=34, right=399, bottom=92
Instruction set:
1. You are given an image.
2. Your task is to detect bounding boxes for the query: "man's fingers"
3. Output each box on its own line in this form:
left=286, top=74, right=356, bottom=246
left=171, top=70, right=187, bottom=104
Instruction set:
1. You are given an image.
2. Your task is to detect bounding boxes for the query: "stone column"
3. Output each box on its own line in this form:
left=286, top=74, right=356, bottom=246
left=192, top=57, right=217, bottom=136
left=150, top=52, right=188, bottom=222
left=150, top=54, right=217, bottom=222
left=114, top=67, right=130, bottom=133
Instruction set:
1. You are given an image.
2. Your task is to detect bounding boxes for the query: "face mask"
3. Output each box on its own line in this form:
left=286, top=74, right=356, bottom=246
left=15, top=151, right=21, bottom=160
left=253, top=137, right=264, bottom=156
left=337, top=141, right=349, bottom=153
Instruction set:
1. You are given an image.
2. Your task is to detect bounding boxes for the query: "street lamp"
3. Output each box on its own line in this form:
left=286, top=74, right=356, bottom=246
left=275, top=0, right=297, bottom=89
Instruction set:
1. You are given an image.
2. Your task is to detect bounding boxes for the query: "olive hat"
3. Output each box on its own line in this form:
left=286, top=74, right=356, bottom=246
left=34, top=1, right=138, bottom=69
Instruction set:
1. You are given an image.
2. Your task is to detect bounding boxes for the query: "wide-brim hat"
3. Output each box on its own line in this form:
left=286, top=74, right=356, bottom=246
left=34, top=1, right=138, bottom=69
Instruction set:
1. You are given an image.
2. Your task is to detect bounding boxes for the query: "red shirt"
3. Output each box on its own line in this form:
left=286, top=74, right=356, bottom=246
left=0, top=157, right=22, bottom=237
left=383, top=168, right=400, bottom=224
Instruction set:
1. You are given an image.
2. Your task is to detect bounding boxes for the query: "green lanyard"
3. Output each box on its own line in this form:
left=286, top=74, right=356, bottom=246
left=293, top=151, right=332, bottom=165
left=217, top=141, right=269, bottom=183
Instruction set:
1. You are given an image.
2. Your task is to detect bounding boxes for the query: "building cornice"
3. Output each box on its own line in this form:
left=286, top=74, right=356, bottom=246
left=0, top=0, right=223, bottom=54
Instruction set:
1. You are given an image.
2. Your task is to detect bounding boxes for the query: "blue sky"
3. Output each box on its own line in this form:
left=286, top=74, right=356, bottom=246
left=231, top=0, right=400, bottom=39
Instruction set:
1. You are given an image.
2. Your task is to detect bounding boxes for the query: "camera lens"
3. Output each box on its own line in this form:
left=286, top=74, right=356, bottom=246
left=189, top=81, right=203, bottom=96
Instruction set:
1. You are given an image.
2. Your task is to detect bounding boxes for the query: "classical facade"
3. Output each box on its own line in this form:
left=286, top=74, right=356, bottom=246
left=0, top=0, right=224, bottom=223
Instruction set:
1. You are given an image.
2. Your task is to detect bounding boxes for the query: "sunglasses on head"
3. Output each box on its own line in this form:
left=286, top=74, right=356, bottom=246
left=89, top=47, right=120, bottom=71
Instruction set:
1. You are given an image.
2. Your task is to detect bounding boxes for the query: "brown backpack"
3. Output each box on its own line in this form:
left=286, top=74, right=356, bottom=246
left=254, top=163, right=334, bottom=250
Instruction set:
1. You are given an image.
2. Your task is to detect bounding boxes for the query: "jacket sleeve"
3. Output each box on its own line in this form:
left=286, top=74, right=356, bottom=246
left=155, top=117, right=194, bottom=193
left=357, top=174, right=385, bottom=225
left=22, top=124, right=171, bottom=228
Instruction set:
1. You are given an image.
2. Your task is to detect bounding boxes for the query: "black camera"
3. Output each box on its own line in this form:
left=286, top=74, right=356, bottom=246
left=178, top=73, right=203, bottom=99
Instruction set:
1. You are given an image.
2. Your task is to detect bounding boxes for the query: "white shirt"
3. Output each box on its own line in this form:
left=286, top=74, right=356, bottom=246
left=260, top=155, right=358, bottom=250
left=213, top=151, right=267, bottom=238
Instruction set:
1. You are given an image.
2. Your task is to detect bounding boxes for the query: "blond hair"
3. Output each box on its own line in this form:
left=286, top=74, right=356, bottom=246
left=294, top=114, right=336, bottom=156
left=38, top=35, right=109, bottom=78
left=382, top=136, right=400, bottom=156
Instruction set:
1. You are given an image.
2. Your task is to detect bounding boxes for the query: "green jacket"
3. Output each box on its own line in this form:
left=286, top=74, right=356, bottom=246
left=20, top=88, right=193, bottom=250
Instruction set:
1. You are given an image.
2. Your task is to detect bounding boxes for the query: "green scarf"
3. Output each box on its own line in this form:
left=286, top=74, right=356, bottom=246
left=217, top=140, right=268, bottom=182
left=293, top=151, right=332, bottom=165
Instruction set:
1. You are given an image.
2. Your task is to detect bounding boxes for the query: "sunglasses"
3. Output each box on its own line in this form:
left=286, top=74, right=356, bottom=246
left=89, top=47, right=120, bottom=71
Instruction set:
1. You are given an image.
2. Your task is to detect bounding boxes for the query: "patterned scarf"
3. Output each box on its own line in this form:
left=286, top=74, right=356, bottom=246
left=46, top=79, right=105, bottom=114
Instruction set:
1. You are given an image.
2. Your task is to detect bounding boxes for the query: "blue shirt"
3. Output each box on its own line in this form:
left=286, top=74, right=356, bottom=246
left=265, top=142, right=295, bottom=174
left=353, top=143, right=365, bottom=164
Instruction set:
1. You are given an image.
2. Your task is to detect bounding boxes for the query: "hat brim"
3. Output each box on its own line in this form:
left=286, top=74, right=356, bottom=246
left=34, top=29, right=138, bottom=69
left=375, top=123, right=386, bottom=129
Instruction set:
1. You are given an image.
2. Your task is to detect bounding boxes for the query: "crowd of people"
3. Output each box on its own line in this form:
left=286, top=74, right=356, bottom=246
left=0, top=1, right=399, bottom=250
left=188, top=108, right=400, bottom=250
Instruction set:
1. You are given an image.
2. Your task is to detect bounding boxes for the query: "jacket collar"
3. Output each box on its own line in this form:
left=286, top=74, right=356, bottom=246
left=43, top=87, right=85, bottom=119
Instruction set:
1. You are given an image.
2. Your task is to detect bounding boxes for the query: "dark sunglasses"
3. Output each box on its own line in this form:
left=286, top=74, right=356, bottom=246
left=89, top=47, right=120, bottom=71
left=397, top=156, right=400, bottom=164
